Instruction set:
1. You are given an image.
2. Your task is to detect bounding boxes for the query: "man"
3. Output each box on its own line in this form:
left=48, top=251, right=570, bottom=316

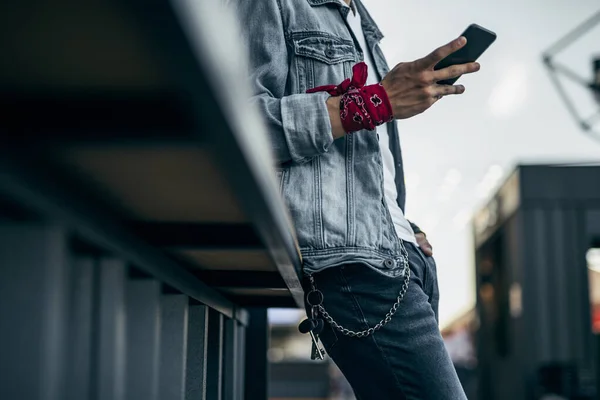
left=234, top=0, right=479, bottom=398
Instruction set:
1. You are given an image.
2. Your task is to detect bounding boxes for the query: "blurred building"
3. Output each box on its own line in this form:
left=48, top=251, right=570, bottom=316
left=473, top=164, right=600, bottom=400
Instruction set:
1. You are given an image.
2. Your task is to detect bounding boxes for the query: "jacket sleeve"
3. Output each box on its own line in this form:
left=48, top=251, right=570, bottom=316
left=231, top=0, right=335, bottom=165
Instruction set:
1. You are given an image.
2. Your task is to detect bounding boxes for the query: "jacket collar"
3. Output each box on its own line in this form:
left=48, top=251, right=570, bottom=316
left=305, top=0, right=384, bottom=42
left=353, top=0, right=384, bottom=42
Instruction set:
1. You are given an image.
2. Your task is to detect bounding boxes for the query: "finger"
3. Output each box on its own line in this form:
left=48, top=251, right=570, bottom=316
left=417, top=236, right=433, bottom=255
left=432, top=84, right=466, bottom=98
left=432, top=62, right=480, bottom=82
left=415, top=234, right=428, bottom=247
left=422, top=246, right=433, bottom=256
left=416, top=36, right=467, bottom=70
left=422, top=241, right=433, bottom=254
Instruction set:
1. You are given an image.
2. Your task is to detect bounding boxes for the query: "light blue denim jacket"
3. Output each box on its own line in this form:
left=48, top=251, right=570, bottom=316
left=234, top=0, right=419, bottom=276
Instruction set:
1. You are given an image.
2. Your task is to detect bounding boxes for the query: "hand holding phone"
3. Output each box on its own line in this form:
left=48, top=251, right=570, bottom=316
left=380, top=25, right=495, bottom=120
left=434, top=24, right=497, bottom=85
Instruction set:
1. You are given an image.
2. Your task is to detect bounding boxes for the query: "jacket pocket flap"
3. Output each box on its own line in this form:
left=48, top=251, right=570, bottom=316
left=292, top=33, right=355, bottom=65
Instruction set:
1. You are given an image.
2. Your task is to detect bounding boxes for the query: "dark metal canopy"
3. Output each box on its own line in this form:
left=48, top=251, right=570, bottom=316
left=0, top=0, right=304, bottom=313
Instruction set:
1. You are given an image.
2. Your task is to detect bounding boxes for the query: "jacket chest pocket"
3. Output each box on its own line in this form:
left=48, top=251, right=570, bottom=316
left=290, top=32, right=356, bottom=93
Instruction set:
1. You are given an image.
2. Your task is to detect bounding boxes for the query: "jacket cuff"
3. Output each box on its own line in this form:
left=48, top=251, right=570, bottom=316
left=281, top=92, right=334, bottom=164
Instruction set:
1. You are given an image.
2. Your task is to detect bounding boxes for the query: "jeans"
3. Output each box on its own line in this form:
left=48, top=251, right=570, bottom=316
left=306, top=242, right=466, bottom=400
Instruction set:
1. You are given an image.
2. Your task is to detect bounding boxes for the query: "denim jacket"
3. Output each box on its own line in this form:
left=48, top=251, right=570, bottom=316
left=234, top=0, right=419, bottom=276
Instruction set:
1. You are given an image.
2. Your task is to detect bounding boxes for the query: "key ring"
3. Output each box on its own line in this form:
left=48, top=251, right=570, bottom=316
left=306, top=289, right=324, bottom=307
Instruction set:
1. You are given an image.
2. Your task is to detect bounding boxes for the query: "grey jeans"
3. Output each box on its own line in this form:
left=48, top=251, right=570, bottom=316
left=306, top=242, right=466, bottom=399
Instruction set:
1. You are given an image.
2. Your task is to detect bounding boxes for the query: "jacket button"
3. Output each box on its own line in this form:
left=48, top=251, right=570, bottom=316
left=384, top=259, right=394, bottom=268
left=325, top=47, right=335, bottom=58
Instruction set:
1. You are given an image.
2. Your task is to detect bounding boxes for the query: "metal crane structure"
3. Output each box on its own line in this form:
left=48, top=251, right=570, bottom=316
left=542, top=10, right=600, bottom=144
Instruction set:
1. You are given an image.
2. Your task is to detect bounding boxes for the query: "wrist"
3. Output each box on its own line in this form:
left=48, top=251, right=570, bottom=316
left=327, top=95, right=346, bottom=139
left=380, top=78, right=395, bottom=119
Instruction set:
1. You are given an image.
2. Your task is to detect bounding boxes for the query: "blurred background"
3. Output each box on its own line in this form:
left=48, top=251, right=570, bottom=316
left=266, top=0, right=600, bottom=399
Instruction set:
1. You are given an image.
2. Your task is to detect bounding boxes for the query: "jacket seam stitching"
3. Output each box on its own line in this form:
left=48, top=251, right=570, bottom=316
left=346, top=134, right=354, bottom=247
left=289, top=30, right=354, bottom=44
left=275, top=0, right=285, bottom=28
left=316, top=158, right=325, bottom=248
left=300, top=246, right=395, bottom=257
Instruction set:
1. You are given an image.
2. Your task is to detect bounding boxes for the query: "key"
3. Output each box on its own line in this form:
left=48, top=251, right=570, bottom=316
left=306, top=289, right=324, bottom=307
left=312, top=319, right=325, bottom=360
left=298, top=318, right=317, bottom=334
left=299, top=318, right=325, bottom=360
left=310, top=330, right=324, bottom=360
left=313, top=318, right=324, bottom=335
left=311, top=338, right=324, bottom=360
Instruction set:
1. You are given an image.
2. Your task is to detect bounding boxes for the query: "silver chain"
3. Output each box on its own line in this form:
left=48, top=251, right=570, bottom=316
left=309, top=243, right=411, bottom=338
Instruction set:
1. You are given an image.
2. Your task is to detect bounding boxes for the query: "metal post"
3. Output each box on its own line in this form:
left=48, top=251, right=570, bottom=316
left=0, top=225, right=69, bottom=400
left=236, top=321, right=247, bottom=400
left=66, top=258, right=95, bottom=400
left=160, top=294, right=189, bottom=400
left=186, top=303, right=209, bottom=400
left=206, top=309, right=224, bottom=400
left=223, top=318, right=239, bottom=400
left=95, top=258, right=127, bottom=400
left=244, top=308, right=269, bottom=400
left=125, top=278, right=162, bottom=400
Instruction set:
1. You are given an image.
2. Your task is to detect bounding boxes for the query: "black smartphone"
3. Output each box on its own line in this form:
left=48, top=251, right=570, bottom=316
left=434, top=24, right=497, bottom=85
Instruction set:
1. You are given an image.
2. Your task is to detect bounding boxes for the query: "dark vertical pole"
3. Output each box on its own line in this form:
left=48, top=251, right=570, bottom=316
left=186, top=303, right=209, bottom=400
left=532, top=208, right=552, bottom=361
left=125, top=279, right=162, bottom=400
left=244, top=308, right=269, bottom=400
left=236, top=321, right=247, bottom=400
left=160, top=294, right=189, bottom=400
left=0, top=225, right=69, bottom=400
left=95, top=258, right=127, bottom=400
left=67, top=258, right=95, bottom=400
left=551, top=207, right=569, bottom=361
left=522, top=207, right=539, bottom=399
left=223, top=318, right=239, bottom=400
left=206, top=309, right=224, bottom=400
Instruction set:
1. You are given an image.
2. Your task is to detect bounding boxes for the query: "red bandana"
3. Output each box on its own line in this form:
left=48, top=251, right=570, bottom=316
left=307, top=62, right=394, bottom=133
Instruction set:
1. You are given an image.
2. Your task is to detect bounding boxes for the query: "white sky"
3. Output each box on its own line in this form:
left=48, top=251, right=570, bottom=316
left=365, top=0, right=600, bottom=327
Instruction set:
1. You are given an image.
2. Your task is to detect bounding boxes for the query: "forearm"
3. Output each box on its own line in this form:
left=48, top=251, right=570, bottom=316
left=326, top=95, right=346, bottom=140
